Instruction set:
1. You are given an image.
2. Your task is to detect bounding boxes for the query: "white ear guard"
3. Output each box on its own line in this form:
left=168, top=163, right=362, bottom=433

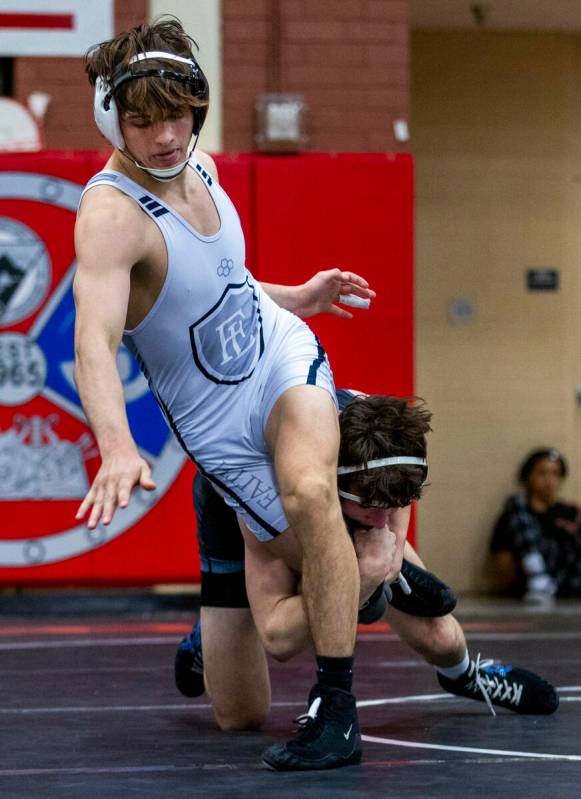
left=336, top=456, right=428, bottom=475
left=93, top=50, right=209, bottom=151
left=94, top=75, right=125, bottom=149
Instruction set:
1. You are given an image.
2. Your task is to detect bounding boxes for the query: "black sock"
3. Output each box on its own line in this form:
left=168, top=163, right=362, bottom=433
left=316, top=655, right=354, bottom=693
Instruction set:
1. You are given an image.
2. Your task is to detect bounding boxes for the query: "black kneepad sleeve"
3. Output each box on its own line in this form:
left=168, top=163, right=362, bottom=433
left=389, top=559, right=457, bottom=617
left=200, top=570, right=250, bottom=609
left=358, top=582, right=390, bottom=624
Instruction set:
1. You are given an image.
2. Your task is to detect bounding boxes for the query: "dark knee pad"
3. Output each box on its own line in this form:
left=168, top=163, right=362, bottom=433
left=201, top=570, right=249, bottom=609
left=390, top=559, right=457, bottom=617
left=358, top=582, right=389, bottom=624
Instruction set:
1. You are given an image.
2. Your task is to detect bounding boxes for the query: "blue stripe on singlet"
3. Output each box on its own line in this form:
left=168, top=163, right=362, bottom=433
left=335, top=388, right=356, bottom=411
left=306, top=336, right=326, bottom=385
left=138, top=195, right=169, bottom=217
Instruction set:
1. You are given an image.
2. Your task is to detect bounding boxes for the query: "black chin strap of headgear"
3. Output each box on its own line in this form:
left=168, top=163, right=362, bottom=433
left=104, top=64, right=209, bottom=139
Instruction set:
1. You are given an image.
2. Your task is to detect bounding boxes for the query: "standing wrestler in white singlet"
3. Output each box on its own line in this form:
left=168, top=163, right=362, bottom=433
left=73, top=17, right=375, bottom=771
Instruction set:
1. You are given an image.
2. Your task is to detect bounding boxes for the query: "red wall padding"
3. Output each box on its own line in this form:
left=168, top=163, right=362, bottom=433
left=0, top=151, right=413, bottom=584
left=252, top=153, right=414, bottom=396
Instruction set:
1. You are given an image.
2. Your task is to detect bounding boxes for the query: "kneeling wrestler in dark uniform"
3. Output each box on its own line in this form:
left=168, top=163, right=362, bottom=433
left=176, top=390, right=558, bottom=767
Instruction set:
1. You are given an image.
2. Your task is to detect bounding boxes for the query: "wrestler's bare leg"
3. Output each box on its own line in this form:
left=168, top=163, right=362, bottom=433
left=385, top=542, right=466, bottom=667
left=264, top=385, right=359, bottom=657
left=201, top=606, right=271, bottom=731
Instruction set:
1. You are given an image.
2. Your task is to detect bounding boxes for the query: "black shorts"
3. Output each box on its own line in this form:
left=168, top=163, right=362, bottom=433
left=194, top=471, right=249, bottom=608
left=195, top=388, right=360, bottom=607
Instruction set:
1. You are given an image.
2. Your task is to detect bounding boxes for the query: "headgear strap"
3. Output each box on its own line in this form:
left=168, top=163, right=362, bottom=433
left=336, top=456, right=427, bottom=475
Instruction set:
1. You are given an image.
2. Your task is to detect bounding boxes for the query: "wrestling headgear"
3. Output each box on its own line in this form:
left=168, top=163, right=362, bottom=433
left=337, top=456, right=428, bottom=506
left=94, top=50, right=209, bottom=181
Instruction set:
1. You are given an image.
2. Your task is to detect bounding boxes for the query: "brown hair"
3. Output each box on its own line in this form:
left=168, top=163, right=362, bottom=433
left=338, top=395, right=432, bottom=508
left=85, top=16, right=208, bottom=122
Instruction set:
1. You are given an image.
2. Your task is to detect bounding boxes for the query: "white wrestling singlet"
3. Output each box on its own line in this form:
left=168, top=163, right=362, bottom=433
left=81, top=159, right=336, bottom=540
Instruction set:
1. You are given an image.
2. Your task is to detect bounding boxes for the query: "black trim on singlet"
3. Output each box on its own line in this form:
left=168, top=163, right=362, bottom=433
left=335, top=388, right=356, bottom=411
left=306, top=336, right=326, bottom=385
left=197, top=466, right=282, bottom=539
left=158, top=394, right=197, bottom=465
left=129, top=341, right=198, bottom=466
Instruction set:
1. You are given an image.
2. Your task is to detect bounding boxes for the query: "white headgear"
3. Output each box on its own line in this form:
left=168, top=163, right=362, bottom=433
left=93, top=50, right=209, bottom=181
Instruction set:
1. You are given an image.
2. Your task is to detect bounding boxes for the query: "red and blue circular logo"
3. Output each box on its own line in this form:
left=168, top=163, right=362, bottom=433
left=0, top=170, right=186, bottom=569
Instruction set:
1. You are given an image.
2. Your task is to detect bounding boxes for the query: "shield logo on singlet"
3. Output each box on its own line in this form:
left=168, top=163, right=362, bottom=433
left=189, top=278, right=264, bottom=384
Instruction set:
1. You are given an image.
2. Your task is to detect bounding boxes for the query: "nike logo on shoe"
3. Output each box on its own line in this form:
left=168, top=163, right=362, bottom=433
left=343, top=724, right=353, bottom=740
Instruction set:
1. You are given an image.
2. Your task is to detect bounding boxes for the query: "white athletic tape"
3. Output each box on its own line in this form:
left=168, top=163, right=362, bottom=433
left=339, top=294, right=371, bottom=309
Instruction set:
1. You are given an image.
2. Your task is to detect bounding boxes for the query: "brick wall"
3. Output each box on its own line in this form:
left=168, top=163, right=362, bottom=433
left=11, top=0, right=409, bottom=153
left=13, top=0, right=148, bottom=150
left=223, top=0, right=409, bottom=152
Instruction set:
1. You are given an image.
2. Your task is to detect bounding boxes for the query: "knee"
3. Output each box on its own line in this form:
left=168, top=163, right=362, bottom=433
left=406, top=616, right=456, bottom=660
left=265, top=644, right=294, bottom=663
left=262, top=619, right=298, bottom=663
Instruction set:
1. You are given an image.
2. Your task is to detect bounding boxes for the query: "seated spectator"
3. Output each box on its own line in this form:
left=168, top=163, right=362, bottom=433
left=490, top=448, right=581, bottom=602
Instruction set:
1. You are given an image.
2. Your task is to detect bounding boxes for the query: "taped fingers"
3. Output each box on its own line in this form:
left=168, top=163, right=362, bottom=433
left=339, top=294, right=371, bottom=309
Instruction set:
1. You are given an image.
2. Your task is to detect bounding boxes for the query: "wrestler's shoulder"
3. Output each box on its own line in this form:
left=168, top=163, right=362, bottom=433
left=77, top=182, right=145, bottom=228
left=195, top=149, right=219, bottom=182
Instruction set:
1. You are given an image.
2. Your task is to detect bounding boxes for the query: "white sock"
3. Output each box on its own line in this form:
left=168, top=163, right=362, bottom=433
left=436, top=650, right=470, bottom=681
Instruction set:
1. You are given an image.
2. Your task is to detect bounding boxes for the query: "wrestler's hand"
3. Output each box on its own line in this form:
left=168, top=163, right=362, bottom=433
left=352, top=526, right=399, bottom=604
left=75, top=449, right=156, bottom=529
left=295, top=268, right=376, bottom=319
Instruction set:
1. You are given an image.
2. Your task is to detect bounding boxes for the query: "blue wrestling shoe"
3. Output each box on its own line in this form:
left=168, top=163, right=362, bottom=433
left=437, top=656, right=559, bottom=715
left=175, top=620, right=205, bottom=698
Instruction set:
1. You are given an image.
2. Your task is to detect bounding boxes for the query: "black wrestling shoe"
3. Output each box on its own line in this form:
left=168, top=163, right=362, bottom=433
left=262, top=684, right=362, bottom=771
left=174, top=620, right=205, bottom=698
left=437, top=657, right=559, bottom=715
left=390, top=559, right=457, bottom=618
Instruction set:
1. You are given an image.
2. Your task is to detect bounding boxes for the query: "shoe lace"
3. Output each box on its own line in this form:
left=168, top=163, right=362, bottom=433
left=467, top=654, right=526, bottom=716
left=291, top=696, right=324, bottom=743
left=471, top=654, right=497, bottom=717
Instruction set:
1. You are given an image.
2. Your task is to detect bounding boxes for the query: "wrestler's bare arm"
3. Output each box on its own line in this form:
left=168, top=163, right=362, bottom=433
left=242, top=528, right=311, bottom=662
left=241, top=517, right=401, bottom=661
left=73, top=190, right=156, bottom=528
left=386, top=505, right=411, bottom=577
left=195, top=150, right=375, bottom=320
left=352, top=524, right=400, bottom=601
left=261, top=269, right=376, bottom=320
